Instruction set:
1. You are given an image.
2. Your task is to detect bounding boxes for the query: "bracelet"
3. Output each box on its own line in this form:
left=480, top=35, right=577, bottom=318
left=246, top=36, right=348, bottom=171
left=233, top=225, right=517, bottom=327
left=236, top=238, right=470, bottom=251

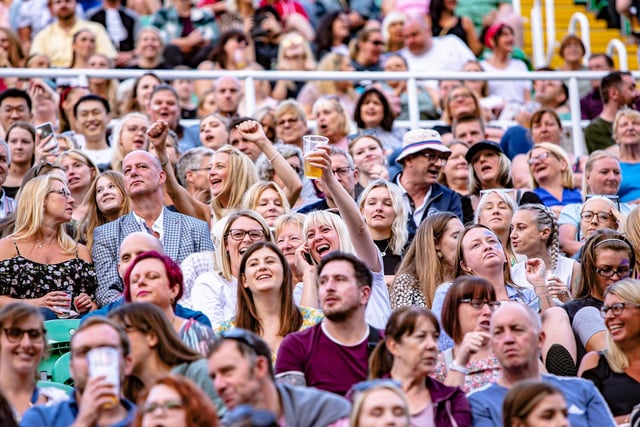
left=268, top=152, right=280, bottom=163
left=448, top=361, right=469, bottom=375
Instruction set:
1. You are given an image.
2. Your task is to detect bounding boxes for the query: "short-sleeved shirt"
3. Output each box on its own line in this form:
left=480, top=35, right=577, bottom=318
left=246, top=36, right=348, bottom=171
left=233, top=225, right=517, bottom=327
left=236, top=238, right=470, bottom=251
left=619, top=162, right=640, bottom=203
left=533, top=187, right=582, bottom=208
left=275, top=321, right=375, bottom=396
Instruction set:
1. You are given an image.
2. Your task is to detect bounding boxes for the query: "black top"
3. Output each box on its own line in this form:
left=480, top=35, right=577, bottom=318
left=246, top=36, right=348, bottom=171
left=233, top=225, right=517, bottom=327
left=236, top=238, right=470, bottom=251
left=563, top=296, right=603, bottom=363
left=374, top=238, right=402, bottom=276
left=582, top=352, right=640, bottom=417
left=432, top=17, right=468, bottom=45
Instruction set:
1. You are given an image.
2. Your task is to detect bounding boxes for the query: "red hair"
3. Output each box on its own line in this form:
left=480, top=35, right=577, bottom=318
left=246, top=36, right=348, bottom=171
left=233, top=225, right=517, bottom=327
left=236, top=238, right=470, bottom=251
left=123, top=251, right=184, bottom=307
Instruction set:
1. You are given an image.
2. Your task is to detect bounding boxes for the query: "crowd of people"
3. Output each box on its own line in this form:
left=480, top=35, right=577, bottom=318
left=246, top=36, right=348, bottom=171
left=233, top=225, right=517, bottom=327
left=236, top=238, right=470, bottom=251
left=0, top=0, right=639, bottom=426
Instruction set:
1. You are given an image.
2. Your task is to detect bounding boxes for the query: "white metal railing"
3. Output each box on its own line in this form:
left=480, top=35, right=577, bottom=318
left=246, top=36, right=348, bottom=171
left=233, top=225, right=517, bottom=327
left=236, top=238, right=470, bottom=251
left=0, top=68, right=623, bottom=156
left=606, top=38, right=630, bottom=70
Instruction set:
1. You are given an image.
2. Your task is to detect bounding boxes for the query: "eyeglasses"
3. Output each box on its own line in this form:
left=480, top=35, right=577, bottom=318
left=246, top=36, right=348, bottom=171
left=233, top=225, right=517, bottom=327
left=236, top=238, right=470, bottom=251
left=3, top=327, right=45, bottom=343
left=233, top=35, right=248, bottom=45
left=276, top=117, right=300, bottom=127
left=369, top=40, right=384, bottom=46
left=421, top=151, right=450, bottom=165
left=595, top=267, right=631, bottom=279
left=48, top=188, right=72, bottom=199
left=527, top=151, right=551, bottom=165
left=226, top=229, right=265, bottom=241
left=459, top=299, right=501, bottom=311
left=580, top=211, right=613, bottom=222
left=600, top=302, right=640, bottom=318
left=141, top=400, right=185, bottom=414
left=332, top=166, right=352, bottom=177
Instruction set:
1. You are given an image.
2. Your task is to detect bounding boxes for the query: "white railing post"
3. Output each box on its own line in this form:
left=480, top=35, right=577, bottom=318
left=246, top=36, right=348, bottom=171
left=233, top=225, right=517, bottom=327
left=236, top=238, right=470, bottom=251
left=568, top=12, right=591, bottom=66
left=545, top=0, right=557, bottom=65
left=567, top=76, right=586, bottom=156
left=606, top=39, right=629, bottom=71
left=243, top=75, right=256, bottom=117
left=406, top=77, right=419, bottom=130
left=531, top=0, right=546, bottom=68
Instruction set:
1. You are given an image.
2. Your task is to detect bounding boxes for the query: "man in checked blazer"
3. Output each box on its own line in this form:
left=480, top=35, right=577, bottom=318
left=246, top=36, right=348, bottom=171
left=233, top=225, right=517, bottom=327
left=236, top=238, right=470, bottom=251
left=92, top=149, right=213, bottom=306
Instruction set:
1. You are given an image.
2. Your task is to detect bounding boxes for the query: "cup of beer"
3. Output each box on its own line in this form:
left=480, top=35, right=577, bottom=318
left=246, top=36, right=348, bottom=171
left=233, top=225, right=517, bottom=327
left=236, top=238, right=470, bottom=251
left=54, top=290, right=73, bottom=319
left=87, top=347, right=120, bottom=408
left=303, top=135, right=329, bottom=179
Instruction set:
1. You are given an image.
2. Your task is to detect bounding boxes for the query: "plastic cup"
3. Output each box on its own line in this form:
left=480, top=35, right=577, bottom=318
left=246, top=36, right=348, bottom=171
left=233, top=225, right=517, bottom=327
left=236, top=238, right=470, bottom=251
left=303, top=135, right=329, bottom=179
left=87, top=347, right=120, bottom=408
left=55, top=291, right=73, bottom=319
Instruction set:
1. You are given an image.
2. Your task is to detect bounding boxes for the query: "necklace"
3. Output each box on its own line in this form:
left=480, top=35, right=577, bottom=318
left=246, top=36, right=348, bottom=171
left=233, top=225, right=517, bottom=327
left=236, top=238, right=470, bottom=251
left=35, top=241, right=44, bottom=249
left=376, top=239, right=391, bottom=257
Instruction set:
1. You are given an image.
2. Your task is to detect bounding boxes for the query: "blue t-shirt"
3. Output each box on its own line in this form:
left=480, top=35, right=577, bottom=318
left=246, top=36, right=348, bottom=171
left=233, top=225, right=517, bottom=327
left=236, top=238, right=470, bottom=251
left=619, top=162, right=640, bottom=203
left=20, top=394, right=136, bottom=427
left=467, top=374, right=615, bottom=427
left=533, top=187, right=583, bottom=207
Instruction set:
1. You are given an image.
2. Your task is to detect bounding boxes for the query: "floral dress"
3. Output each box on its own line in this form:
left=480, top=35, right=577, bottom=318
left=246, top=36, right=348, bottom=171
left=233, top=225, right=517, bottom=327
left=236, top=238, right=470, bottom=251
left=0, top=241, right=97, bottom=300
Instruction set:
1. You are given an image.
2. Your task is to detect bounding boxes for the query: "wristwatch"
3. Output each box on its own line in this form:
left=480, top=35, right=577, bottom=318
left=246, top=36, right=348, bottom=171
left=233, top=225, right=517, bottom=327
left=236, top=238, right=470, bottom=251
left=449, top=361, right=469, bottom=375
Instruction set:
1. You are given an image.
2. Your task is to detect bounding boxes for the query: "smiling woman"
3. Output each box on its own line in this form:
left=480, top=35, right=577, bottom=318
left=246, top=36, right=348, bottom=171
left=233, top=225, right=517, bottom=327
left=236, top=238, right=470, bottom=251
left=216, top=242, right=322, bottom=361
left=110, top=113, right=151, bottom=172
left=0, top=175, right=97, bottom=318
left=369, top=306, right=472, bottom=426
left=191, top=210, right=273, bottom=329
left=77, top=170, right=131, bottom=251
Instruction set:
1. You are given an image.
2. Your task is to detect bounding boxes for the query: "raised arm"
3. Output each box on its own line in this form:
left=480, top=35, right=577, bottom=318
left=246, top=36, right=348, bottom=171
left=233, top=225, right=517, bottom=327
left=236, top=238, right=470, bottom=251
left=311, top=146, right=381, bottom=272
left=146, top=120, right=211, bottom=224
left=236, top=120, right=302, bottom=206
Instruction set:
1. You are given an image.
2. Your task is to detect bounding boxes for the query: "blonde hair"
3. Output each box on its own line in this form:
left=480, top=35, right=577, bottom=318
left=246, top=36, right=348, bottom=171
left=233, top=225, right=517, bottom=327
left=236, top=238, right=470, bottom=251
left=603, top=279, right=640, bottom=373
left=110, top=113, right=150, bottom=172
left=528, top=142, right=575, bottom=189
left=624, top=206, right=640, bottom=274
left=314, top=53, right=352, bottom=96
left=582, top=150, right=620, bottom=195
left=241, top=181, right=291, bottom=216
left=276, top=32, right=316, bottom=69
left=312, top=96, right=352, bottom=136
left=11, top=175, right=77, bottom=254
left=612, top=108, right=640, bottom=141
left=357, top=179, right=408, bottom=256
left=210, top=145, right=258, bottom=221
left=303, top=211, right=355, bottom=262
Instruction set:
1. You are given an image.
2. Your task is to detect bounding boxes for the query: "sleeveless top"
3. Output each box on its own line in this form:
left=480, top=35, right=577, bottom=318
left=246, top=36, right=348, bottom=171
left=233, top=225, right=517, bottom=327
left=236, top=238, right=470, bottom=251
left=0, top=240, right=97, bottom=299
left=432, top=17, right=468, bottom=45
left=581, top=352, right=640, bottom=417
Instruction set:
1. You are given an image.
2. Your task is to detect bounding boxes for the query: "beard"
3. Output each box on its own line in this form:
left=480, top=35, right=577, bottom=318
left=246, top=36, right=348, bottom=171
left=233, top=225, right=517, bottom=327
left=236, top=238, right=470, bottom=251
left=323, top=301, right=360, bottom=323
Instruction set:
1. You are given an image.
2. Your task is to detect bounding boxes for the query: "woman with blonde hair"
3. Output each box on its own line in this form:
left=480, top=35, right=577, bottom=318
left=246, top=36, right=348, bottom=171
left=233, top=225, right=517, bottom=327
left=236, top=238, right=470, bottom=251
left=624, top=206, right=640, bottom=275
left=311, top=96, right=353, bottom=150
left=528, top=142, right=581, bottom=216
left=559, top=150, right=628, bottom=256
left=274, top=213, right=306, bottom=284
left=613, top=108, right=640, bottom=203
left=349, top=135, right=390, bottom=188
left=56, top=150, right=99, bottom=222
left=580, top=278, right=640, bottom=422
left=349, top=379, right=410, bottom=427
left=0, top=175, right=97, bottom=316
left=148, top=120, right=300, bottom=225
left=272, top=32, right=316, bottom=101
left=358, top=179, right=407, bottom=277
left=297, top=52, right=358, bottom=117
left=474, top=189, right=520, bottom=268
left=241, top=181, right=291, bottom=228
left=0, top=28, right=25, bottom=68
left=190, top=210, right=273, bottom=329
left=299, top=145, right=391, bottom=329
left=391, top=212, right=463, bottom=309
left=110, top=112, right=150, bottom=172
left=78, top=171, right=131, bottom=250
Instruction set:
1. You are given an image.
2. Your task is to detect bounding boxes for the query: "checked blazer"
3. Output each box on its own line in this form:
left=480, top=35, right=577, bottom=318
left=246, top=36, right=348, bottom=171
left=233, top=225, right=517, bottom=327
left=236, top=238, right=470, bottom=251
left=92, top=208, right=213, bottom=307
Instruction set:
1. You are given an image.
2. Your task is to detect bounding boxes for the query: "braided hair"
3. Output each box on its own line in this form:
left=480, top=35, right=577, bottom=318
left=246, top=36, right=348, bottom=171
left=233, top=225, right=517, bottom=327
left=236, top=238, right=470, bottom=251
left=517, top=204, right=559, bottom=272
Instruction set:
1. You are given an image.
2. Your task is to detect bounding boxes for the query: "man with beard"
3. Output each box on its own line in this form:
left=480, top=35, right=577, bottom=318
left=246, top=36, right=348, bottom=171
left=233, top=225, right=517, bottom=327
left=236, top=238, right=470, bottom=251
left=21, top=317, right=135, bottom=427
left=585, top=71, right=637, bottom=153
left=393, top=128, right=462, bottom=240
left=275, top=251, right=380, bottom=396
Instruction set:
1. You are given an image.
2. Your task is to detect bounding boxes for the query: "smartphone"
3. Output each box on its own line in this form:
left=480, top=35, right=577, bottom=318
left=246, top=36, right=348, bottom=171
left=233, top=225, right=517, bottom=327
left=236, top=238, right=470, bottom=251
left=36, top=122, right=59, bottom=154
